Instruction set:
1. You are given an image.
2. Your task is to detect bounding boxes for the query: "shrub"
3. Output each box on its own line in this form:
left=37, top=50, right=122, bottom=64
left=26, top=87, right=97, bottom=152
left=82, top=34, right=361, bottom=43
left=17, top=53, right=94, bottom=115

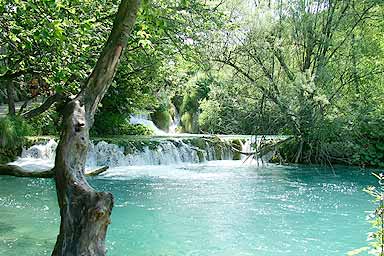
left=348, top=173, right=384, bottom=256
left=28, top=107, right=61, bottom=135
left=151, top=109, right=171, bottom=132
left=93, top=111, right=153, bottom=136
left=0, top=116, right=32, bottom=163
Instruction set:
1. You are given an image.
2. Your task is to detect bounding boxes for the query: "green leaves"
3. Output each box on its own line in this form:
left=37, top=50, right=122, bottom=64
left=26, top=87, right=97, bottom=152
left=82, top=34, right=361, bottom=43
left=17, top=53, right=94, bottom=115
left=0, top=0, right=116, bottom=96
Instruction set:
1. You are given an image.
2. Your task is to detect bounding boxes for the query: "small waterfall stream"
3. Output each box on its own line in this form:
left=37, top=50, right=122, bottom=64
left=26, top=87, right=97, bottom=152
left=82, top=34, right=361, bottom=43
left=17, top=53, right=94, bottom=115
left=129, top=114, right=166, bottom=135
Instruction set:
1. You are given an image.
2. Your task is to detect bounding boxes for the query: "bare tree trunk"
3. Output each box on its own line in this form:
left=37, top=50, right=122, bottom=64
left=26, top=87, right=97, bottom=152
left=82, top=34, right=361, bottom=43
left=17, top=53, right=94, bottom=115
left=6, top=80, right=16, bottom=116
left=52, top=1, right=140, bottom=255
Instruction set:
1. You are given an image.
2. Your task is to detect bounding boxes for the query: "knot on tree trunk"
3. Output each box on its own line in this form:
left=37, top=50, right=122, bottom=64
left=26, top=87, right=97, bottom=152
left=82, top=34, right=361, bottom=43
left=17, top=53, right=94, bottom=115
left=90, top=192, right=114, bottom=223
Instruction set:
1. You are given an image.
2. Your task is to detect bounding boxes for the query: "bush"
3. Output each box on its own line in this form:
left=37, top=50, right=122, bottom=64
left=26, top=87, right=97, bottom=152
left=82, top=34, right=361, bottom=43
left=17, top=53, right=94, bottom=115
left=93, top=111, right=153, bottom=136
left=198, top=99, right=222, bottom=133
left=118, top=123, right=153, bottom=135
left=28, top=107, right=61, bottom=135
left=0, top=116, right=32, bottom=163
left=351, top=115, right=384, bottom=167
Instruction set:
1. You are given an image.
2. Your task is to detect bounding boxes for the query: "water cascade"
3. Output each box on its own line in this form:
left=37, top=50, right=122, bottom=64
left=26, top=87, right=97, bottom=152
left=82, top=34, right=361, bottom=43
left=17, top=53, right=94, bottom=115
left=169, top=109, right=181, bottom=134
left=12, top=137, right=242, bottom=170
left=129, top=114, right=166, bottom=135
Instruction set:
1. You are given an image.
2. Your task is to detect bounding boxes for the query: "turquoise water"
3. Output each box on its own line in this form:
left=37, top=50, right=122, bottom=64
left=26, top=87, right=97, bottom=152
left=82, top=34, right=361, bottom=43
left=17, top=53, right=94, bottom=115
left=0, top=161, right=375, bottom=255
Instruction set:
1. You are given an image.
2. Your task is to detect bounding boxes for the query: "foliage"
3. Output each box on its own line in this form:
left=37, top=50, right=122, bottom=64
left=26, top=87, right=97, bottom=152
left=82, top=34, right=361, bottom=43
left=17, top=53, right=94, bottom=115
left=92, top=112, right=153, bottom=136
left=0, top=115, right=31, bottom=147
left=98, top=0, right=225, bottom=124
left=198, top=0, right=384, bottom=165
left=349, top=173, right=384, bottom=255
left=0, top=0, right=116, bottom=97
left=151, top=108, right=171, bottom=131
left=0, top=116, right=32, bottom=163
left=351, top=114, right=384, bottom=168
left=27, top=106, right=61, bottom=135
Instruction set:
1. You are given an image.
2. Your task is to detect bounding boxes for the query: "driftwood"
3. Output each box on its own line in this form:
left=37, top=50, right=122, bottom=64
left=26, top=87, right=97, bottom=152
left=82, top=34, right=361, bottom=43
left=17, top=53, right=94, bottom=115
left=85, top=166, right=109, bottom=176
left=232, top=136, right=294, bottom=159
left=0, top=164, right=109, bottom=178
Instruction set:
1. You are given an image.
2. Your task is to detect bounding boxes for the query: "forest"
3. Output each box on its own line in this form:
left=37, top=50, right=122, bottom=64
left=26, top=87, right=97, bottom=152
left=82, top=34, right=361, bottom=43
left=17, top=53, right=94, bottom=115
left=0, top=0, right=383, bottom=255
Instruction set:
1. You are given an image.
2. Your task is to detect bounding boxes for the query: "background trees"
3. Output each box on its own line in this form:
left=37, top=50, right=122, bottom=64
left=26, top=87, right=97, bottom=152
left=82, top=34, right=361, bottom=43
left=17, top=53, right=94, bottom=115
left=199, top=0, right=384, bottom=166
left=0, top=0, right=383, bottom=167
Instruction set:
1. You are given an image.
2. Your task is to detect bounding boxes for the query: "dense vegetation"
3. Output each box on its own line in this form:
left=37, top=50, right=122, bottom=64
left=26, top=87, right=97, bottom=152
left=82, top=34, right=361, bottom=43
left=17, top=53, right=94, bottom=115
left=0, top=0, right=383, bottom=167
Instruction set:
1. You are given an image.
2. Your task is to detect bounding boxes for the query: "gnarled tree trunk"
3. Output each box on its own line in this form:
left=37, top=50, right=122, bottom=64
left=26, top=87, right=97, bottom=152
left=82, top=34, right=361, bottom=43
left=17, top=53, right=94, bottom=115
left=52, top=1, right=140, bottom=255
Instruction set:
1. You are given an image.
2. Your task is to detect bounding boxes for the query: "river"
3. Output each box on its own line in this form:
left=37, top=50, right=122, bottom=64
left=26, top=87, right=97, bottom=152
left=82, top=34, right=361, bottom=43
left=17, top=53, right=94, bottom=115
left=0, top=160, right=374, bottom=255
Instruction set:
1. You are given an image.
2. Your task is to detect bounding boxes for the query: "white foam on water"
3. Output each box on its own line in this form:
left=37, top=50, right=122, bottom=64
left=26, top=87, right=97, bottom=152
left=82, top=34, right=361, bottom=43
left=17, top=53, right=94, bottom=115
left=100, top=160, right=243, bottom=180
left=10, top=138, right=241, bottom=171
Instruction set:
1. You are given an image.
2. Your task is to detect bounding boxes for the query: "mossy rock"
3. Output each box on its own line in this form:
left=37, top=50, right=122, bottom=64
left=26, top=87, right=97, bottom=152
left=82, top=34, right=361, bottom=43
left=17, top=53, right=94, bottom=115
left=147, top=140, right=161, bottom=150
left=151, top=110, right=171, bottom=132
left=196, top=149, right=205, bottom=162
left=187, top=138, right=207, bottom=150
left=181, top=112, right=193, bottom=133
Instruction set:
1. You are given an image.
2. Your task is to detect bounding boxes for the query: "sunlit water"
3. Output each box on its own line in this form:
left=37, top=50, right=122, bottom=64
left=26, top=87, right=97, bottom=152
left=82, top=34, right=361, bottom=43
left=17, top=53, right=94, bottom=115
left=0, top=161, right=376, bottom=255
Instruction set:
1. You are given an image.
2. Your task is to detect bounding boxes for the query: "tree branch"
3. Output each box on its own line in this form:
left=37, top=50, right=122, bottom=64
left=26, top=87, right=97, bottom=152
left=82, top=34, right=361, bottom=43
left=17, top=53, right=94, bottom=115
left=21, top=92, right=66, bottom=119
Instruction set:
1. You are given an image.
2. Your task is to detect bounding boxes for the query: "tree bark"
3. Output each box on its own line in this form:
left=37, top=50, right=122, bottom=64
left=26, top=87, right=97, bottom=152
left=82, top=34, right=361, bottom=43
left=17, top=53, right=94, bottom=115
left=51, top=1, right=140, bottom=255
left=6, top=80, right=16, bottom=116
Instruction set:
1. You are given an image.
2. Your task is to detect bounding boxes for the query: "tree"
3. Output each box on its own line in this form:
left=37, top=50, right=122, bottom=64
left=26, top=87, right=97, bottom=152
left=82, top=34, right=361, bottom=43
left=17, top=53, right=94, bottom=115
left=51, top=0, right=140, bottom=255
left=206, top=0, right=383, bottom=163
left=0, top=0, right=117, bottom=117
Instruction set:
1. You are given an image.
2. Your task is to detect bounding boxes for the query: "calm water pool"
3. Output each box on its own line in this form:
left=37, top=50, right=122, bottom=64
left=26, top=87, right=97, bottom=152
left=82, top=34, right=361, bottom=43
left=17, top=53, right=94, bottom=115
left=0, top=161, right=375, bottom=255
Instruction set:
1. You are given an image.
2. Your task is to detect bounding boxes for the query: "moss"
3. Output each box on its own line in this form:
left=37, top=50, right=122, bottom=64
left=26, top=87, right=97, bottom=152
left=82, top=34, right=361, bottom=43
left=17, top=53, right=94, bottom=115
left=196, top=149, right=205, bottom=162
left=151, top=109, right=171, bottom=132
left=181, top=112, right=193, bottom=133
left=188, top=138, right=207, bottom=150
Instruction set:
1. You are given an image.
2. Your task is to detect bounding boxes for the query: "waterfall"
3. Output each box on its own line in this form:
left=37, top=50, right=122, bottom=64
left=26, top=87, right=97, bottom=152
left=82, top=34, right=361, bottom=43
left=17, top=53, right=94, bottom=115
left=12, top=137, right=241, bottom=170
left=169, top=109, right=181, bottom=134
left=12, top=139, right=58, bottom=171
left=21, top=139, right=57, bottom=159
left=129, top=114, right=166, bottom=135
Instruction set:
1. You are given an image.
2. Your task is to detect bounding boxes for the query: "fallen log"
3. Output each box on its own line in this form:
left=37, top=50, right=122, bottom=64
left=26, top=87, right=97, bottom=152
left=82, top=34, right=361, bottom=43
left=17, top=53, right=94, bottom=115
left=0, top=164, right=109, bottom=178
left=0, top=164, right=54, bottom=178
left=85, top=166, right=109, bottom=176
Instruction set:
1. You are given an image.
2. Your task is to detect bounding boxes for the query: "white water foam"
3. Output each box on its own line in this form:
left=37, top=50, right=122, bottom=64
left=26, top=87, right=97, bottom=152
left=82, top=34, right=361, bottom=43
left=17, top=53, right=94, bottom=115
left=10, top=138, right=238, bottom=171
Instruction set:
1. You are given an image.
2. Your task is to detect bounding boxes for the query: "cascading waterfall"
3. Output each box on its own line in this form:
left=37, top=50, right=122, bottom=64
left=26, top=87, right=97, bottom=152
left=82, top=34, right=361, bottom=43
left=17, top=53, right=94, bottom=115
left=87, top=140, right=202, bottom=167
left=129, top=114, right=166, bottom=135
left=11, top=139, right=58, bottom=171
left=169, top=109, right=181, bottom=134
left=12, top=137, right=242, bottom=171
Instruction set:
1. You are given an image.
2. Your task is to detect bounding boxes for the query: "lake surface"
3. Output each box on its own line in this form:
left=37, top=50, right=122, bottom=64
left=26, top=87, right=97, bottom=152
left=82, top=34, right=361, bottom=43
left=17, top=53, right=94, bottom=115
left=0, top=161, right=375, bottom=255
